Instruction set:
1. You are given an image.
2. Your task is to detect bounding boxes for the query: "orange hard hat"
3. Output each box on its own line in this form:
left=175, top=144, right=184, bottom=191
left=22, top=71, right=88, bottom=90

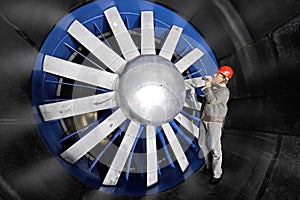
left=218, top=65, right=233, bottom=79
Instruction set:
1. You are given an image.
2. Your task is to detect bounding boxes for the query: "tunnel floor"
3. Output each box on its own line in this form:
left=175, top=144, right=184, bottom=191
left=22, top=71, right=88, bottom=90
left=79, top=129, right=300, bottom=200
left=2, top=123, right=299, bottom=199
left=78, top=129, right=298, bottom=200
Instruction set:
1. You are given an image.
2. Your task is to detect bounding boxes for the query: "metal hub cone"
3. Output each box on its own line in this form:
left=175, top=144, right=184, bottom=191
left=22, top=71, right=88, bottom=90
left=116, top=55, right=186, bottom=126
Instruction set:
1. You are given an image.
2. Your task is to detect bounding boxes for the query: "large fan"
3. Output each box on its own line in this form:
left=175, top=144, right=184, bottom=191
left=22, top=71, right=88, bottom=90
left=32, top=0, right=218, bottom=196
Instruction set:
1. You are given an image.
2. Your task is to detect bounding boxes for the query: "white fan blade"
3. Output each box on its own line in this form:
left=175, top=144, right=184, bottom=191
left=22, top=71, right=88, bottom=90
left=175, top=113, right=199, bottom=139
left=161, top=123, right=189, bottom=172
left=104, top=7, right=140, bottom=61
left=68, top=20, right=126, bottom=73
left=159, top=25, right=182, bottom=61
left=146, top=125, right=158, bottom=186
left=103, top=121, right=140, bottom=185
left=175, top=48, right=204, bottom=73
left=43, top=55, right=118, bottom=90
left=141, top=11, right=155, bottom=55
left=60, top=108, right=127, bottom=164
left=39, top=92, right=116, bottom=121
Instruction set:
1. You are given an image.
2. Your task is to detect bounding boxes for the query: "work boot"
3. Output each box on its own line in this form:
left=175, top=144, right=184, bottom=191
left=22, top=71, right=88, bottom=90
left=209, top=176, right=222, bottom=185
left=200, top=166, right=212, bottom=176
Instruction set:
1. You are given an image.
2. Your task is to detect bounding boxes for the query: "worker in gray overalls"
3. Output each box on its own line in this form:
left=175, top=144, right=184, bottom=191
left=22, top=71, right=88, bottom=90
left=197, top=65, right=234, bottom=185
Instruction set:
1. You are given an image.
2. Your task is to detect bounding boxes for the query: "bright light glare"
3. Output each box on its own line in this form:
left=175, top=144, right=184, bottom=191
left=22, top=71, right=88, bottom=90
left=134, top=85, right=166, bottom=109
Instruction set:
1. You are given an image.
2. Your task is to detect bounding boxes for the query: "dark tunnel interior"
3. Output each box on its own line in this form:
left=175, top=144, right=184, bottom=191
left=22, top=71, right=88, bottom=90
left=0, top=0, right=299, bottom=199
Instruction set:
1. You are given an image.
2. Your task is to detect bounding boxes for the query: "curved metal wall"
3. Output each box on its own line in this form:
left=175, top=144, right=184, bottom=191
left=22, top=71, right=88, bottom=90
left=0, top=0, right=299, bottom=199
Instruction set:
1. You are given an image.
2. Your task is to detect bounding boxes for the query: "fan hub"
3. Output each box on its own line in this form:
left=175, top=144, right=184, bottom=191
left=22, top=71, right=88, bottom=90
left=116, top=55, right=186, bottom=126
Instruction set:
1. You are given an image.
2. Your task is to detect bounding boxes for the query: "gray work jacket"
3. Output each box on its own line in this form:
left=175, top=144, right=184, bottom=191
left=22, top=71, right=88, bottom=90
left=201, top=82, right=230, bottom=123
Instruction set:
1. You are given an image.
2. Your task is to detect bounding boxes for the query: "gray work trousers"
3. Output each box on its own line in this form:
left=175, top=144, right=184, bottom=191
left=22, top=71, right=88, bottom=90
left=198, top=121, right=223, bottom=178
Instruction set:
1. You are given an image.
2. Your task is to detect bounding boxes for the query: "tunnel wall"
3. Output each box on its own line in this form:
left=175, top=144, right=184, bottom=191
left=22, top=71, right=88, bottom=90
left=222, top=10, right=300, bottom=136
left=0, top=1, right=89, bottom=199
left=152, top=0, right=300, bottom=135
left=151, top=0, right=300, bottom=198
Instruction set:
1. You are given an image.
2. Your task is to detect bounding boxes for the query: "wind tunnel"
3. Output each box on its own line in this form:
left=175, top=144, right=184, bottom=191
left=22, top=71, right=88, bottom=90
left=0, top=0, right=299, bottom=199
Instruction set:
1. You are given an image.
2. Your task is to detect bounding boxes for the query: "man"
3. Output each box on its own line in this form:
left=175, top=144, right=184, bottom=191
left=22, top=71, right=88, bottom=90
left=197, top=65, right=233, bottom=184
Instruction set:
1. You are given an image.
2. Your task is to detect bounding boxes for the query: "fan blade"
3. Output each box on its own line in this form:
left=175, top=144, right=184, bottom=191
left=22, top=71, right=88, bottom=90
left=102, top=121, right=140, bottom=185
left=184, top=97, right=202, bottom=111
left=43, top=55, right=118, bottom=90
left=159, top=25, right=182, bottom=61
left=67, top=20, right=126, bottom=73
left=175, top=48, right=204, bottom=73
left=60, top=108, right=127, bottom=164
left=184, top=77, right=206, bottom=89
left=141, top=11, right=155, bottom=55
left=104, top=7, right=140, bottom=61
left=146, top=125, right=158, bottom=187
left=161, top=123, right=189, bottom=172
left=39, top=91, right=116, bottom=121
left=175, top=113, right=199, bottom=139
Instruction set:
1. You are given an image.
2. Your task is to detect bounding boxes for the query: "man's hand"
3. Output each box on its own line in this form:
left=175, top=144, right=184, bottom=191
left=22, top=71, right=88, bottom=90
left=204, top=77, right=212, bottom=87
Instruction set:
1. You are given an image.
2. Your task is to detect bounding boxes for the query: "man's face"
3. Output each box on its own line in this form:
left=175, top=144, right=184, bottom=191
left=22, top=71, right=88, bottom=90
left=213, top=73, right=225, bottom=84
